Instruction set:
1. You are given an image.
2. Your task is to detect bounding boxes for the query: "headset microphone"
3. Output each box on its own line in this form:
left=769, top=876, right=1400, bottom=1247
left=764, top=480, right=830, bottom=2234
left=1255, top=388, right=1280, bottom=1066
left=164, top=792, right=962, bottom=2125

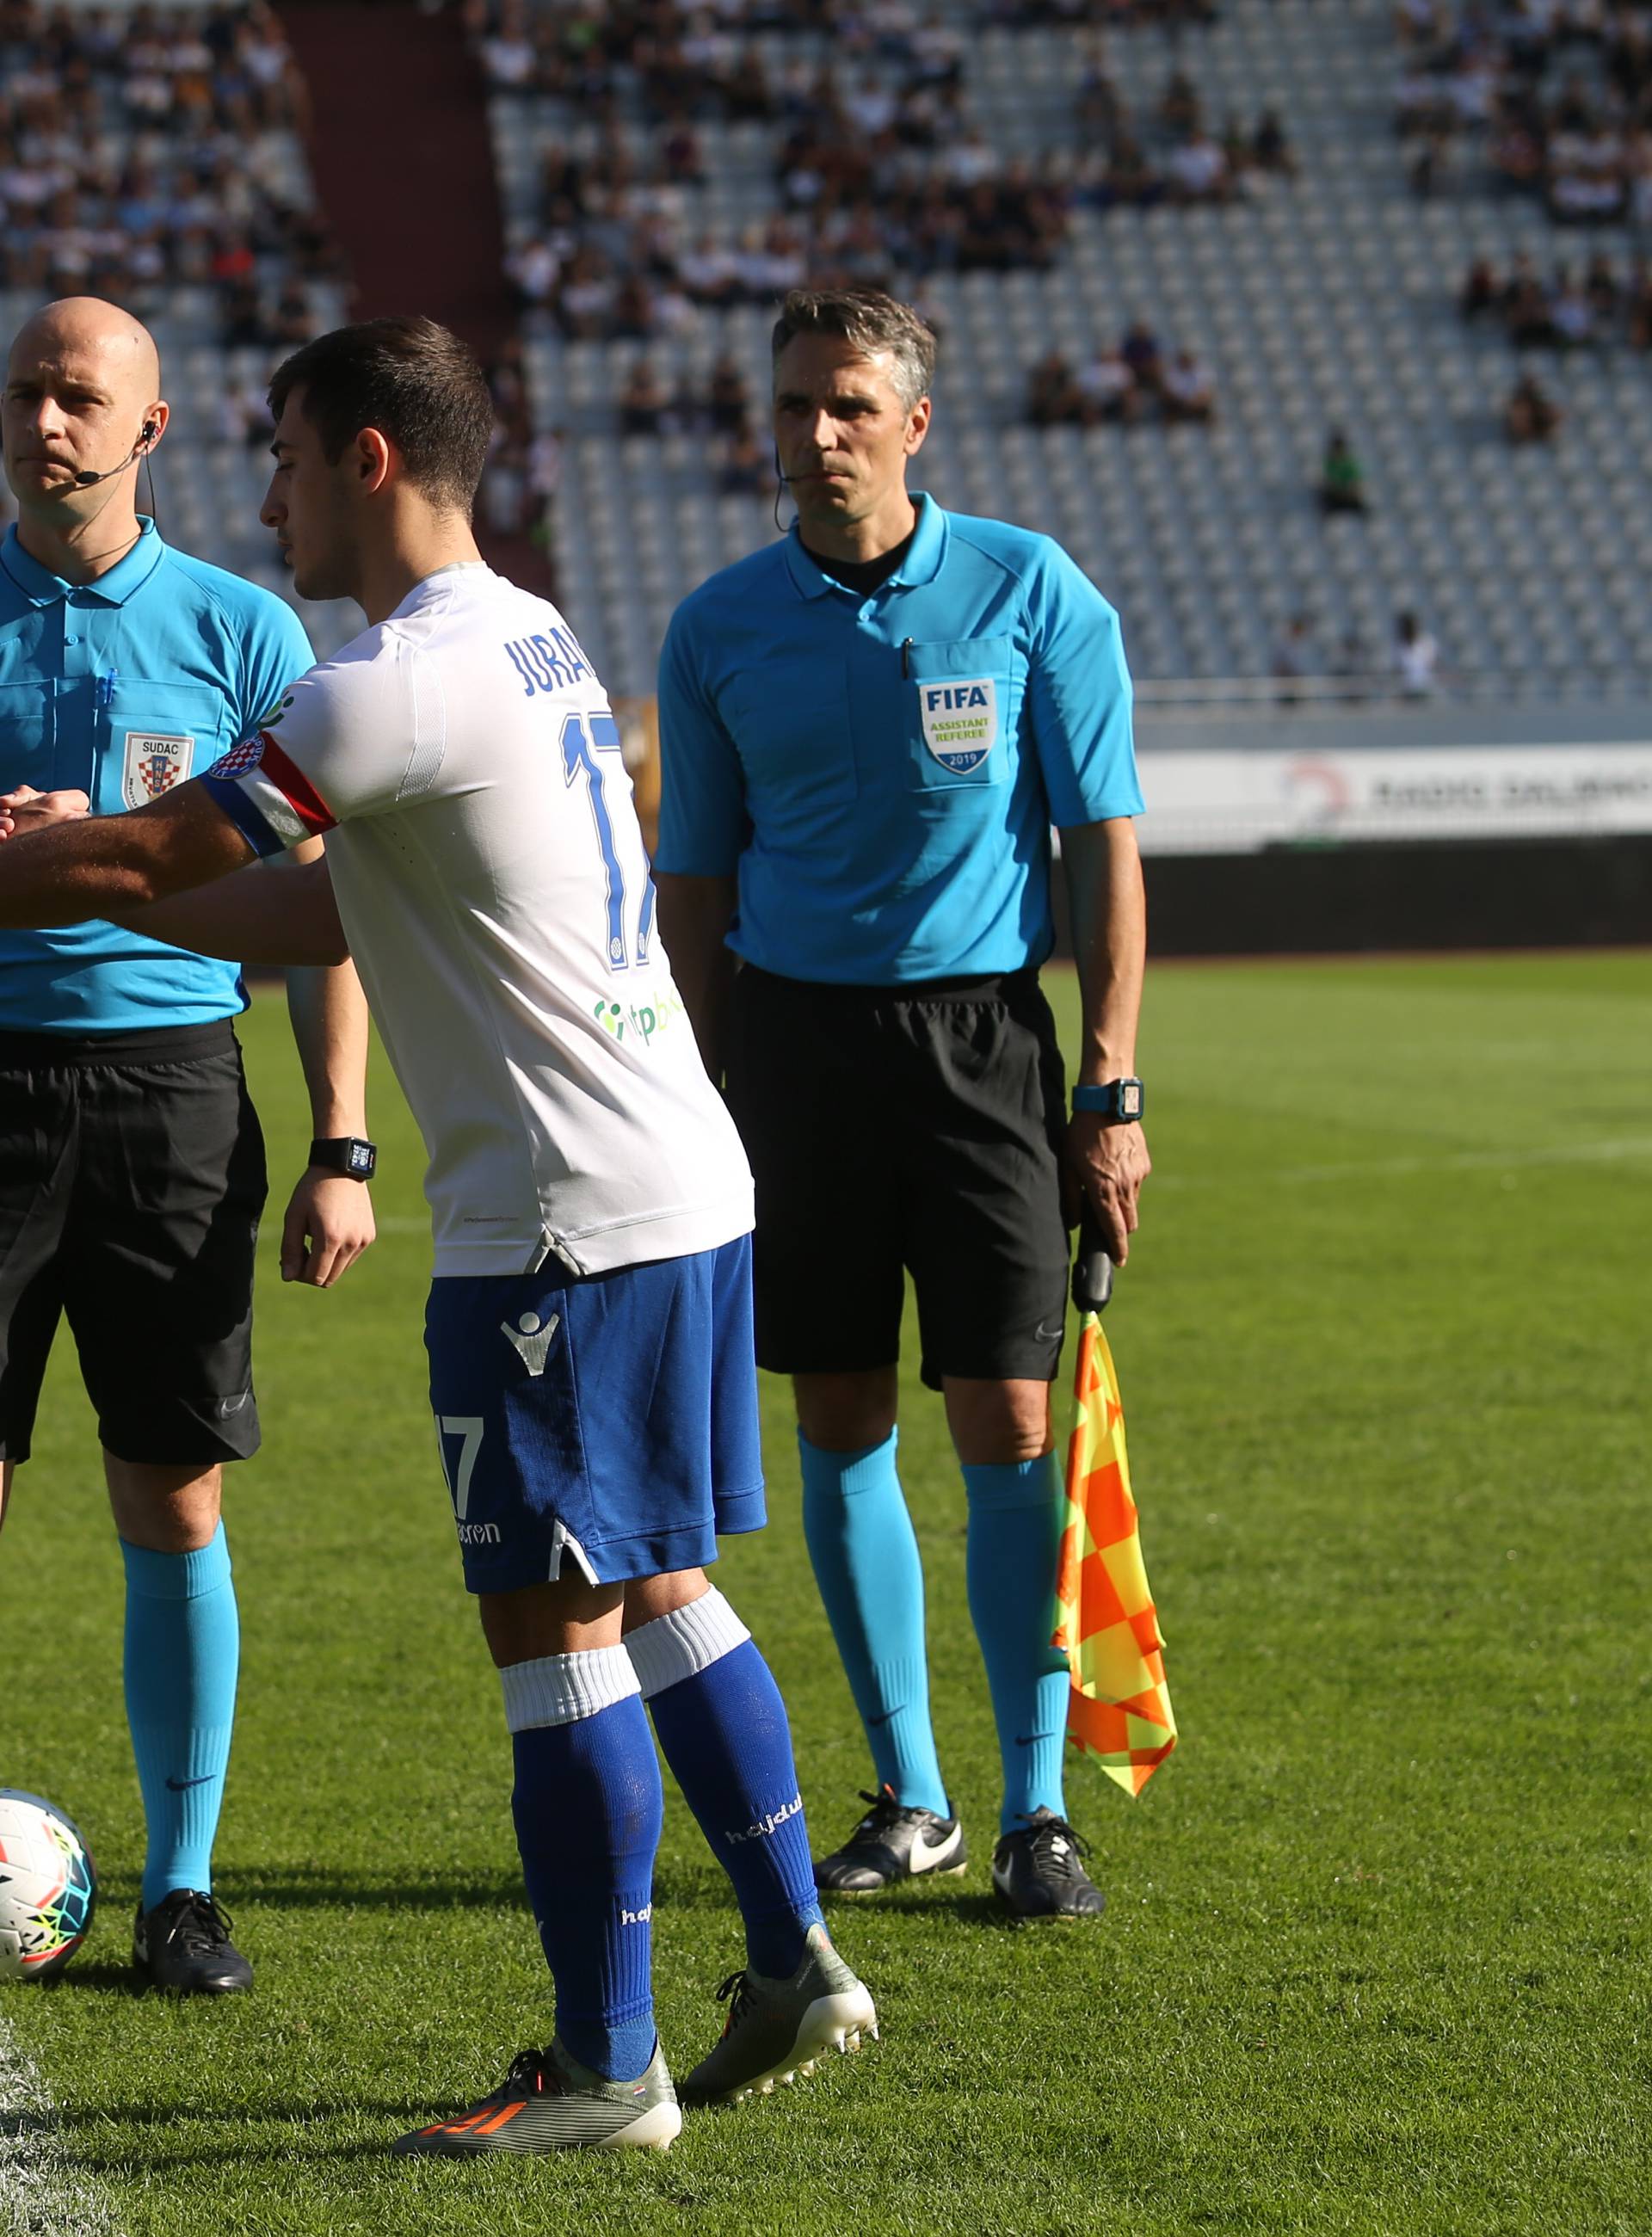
left=72, top=422, right=158, bottom=489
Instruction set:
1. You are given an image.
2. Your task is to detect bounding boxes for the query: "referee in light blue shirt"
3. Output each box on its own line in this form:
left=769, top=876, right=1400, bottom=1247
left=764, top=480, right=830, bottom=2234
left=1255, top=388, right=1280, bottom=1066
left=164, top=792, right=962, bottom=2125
left=656, top=287, right=1151, bottom=1922
left=0, top=297, right=373, bottom=1995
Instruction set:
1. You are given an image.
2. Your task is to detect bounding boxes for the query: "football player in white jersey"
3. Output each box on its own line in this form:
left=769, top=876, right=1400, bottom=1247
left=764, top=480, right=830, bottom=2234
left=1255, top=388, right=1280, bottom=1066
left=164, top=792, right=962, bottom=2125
left=0, top=317, right=875, bottom=2156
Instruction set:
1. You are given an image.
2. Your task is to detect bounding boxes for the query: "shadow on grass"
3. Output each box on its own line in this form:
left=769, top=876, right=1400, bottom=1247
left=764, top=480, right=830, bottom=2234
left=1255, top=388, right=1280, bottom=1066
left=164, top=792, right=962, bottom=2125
left=200, top=1861, right=730, bottom=1915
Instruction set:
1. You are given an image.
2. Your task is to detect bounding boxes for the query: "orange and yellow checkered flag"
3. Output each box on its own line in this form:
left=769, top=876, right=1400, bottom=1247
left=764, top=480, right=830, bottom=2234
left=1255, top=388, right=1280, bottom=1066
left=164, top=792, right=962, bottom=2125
left=1054, top=1233, right=1176, bottom=1795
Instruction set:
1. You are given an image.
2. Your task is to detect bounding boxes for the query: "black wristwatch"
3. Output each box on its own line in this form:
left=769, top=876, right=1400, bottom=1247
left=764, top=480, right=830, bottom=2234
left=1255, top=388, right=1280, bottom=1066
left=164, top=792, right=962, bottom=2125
left=1071, top=1078, right=1144, bottom=1124
left=309, top=1135, right=377, bottom=1180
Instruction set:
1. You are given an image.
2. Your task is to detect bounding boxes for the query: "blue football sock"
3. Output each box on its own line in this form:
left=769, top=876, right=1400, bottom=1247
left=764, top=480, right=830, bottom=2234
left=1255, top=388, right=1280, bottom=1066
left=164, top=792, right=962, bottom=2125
left=962, top=1457, right=1071, bottom=1834
left=630, top=1591, right=824, bottom=1979
left=121, top=1525, right=239, bottom=1913
left=798, top=1430, right=949, bottom=1818
left=503, top=1648, right=661, bottom=2083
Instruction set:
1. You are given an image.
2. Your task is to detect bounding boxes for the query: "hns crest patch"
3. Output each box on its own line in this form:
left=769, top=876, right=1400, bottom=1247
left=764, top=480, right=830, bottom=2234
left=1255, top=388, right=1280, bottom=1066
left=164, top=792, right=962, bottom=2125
left=122, top=730, right=194, bottom=808
left=918, top=677, right=998, bottom=774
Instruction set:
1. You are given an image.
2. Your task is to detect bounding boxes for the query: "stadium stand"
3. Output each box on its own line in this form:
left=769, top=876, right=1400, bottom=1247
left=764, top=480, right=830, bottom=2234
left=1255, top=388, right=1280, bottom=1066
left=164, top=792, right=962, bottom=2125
left=476, top=0, right=1652, bottom=706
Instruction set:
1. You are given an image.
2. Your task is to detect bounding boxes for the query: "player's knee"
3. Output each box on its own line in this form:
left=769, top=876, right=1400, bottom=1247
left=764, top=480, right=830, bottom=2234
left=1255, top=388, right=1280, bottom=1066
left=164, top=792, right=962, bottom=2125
left=792, top=1370, right=898, bottom=1452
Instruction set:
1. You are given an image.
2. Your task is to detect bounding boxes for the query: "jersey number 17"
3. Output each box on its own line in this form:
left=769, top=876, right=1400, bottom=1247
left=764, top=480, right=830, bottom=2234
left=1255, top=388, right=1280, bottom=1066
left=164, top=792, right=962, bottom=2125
left=561, top=710, right=656, bottom=972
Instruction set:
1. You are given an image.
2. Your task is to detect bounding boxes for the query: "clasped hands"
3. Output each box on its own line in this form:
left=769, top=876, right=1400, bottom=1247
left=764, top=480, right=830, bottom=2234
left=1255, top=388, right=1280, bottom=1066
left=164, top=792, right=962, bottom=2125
left=0, top=784, right=91, bottom=838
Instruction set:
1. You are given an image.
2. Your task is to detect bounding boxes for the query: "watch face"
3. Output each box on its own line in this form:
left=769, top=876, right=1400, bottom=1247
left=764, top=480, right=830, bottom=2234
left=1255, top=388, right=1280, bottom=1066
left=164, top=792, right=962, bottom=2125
left=347, top=1142, right=375, bottom=1176
left=1120, top=1081, right=1143, bottom=1119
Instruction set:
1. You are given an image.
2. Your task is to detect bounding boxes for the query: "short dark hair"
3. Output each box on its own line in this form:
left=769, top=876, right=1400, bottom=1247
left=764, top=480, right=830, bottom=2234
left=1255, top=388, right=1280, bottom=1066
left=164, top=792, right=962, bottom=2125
left=771, top=287, right=937, bottom=411
left=268, top=317, right=494, bottom=514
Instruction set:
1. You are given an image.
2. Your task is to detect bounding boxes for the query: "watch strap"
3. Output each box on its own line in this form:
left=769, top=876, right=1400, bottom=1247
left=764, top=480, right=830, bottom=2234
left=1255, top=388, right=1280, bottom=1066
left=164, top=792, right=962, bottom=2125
left=1072, top=1078, right=1144, bottom=1123
left=309, top=1136, right=377, bottom=1180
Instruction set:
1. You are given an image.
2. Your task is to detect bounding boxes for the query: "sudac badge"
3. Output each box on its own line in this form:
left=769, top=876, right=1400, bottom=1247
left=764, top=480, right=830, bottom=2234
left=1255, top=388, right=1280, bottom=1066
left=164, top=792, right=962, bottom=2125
left=918, top=676, right=998, bottom=775
left=122, top=731, right=194, bottom=808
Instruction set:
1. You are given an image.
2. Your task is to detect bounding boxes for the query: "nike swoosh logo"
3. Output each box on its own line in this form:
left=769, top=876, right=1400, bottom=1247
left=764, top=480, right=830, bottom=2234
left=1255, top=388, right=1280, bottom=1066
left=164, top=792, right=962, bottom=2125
left=909, top=1824, right=959, bottom=1867
left=867, top=1708, right=901, bottom=1729
left=164, top=1774, right=214, bottom=1791
left=1014, top=1735, right=1057, bottom=1748
left=1033, top=1322, right=1063, bottom=1343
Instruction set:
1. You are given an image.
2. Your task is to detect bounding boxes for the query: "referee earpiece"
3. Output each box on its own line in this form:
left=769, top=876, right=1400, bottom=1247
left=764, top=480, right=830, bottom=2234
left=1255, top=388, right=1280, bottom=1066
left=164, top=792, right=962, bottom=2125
left=72, top=422, right=161, bottom=488
left=139, top=421, right=157, bottom=451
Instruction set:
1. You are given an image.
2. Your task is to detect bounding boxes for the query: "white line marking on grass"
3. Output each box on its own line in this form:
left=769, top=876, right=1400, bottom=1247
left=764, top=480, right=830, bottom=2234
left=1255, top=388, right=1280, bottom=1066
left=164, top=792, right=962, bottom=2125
left=0, top=2012, right=121, bottom=2237
left=1157, top=1136, right=1652, bottom=1189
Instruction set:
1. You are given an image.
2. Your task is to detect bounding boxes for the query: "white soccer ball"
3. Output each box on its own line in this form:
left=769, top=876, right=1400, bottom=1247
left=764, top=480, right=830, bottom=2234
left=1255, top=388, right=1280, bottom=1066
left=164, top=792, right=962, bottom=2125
left=0, top=1790, right=97, bottom=1982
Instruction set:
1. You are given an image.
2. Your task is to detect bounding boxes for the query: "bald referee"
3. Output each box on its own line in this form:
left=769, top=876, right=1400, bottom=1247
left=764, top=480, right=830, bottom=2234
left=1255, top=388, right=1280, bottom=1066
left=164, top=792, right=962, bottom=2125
left=0, top=297, right=373, bottom=1993
left=656, top=287, right=1150, bottom=1920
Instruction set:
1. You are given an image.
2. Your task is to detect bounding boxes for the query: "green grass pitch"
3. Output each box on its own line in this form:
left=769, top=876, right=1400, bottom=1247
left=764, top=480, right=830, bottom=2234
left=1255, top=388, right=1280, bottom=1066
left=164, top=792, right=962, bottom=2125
left=2, top=952, right=1648, bottom=2237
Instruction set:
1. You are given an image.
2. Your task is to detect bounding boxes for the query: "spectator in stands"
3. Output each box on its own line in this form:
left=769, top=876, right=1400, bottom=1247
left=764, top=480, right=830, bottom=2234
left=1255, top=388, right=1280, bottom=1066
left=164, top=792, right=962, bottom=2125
left=1252, top=108, right=1298, bottom=176
left=1121, top=317, right=1164, bottom=394
left=620, top=361, right=670, bottom=436
left=1319, top=430, right=1369, bottom=515
left=1162, top=348, right=1217, bottom=422
left=1271, top=611, right=1315, bottom=703
left=719, top=417, right=770, bottom=496
left=1460, top=256, right=1500, bottom=318
left=1393, top=611, right=1439, bottom=697
left=708, top=353, right=752, bottom=434
left=1077, top=346, right=1141, bottom=423
left=1167, top=130, right=1235, bottom=203
left=1026, top=351, right=1087, bottom=425
left=1505, top=367, right=1563, bottom=442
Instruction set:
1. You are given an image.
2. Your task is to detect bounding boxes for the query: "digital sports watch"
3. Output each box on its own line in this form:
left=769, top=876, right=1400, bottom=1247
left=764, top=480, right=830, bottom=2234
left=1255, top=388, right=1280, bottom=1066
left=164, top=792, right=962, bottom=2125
left=1070, top=1078, right=1144, bottom=1124
left=308, top=1136, right=378, bottom=1180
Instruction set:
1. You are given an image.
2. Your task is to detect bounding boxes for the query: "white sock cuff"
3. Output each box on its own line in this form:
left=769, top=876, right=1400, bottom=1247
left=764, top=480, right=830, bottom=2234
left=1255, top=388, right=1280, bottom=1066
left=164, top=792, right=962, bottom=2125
left=500, top=1644, right=641, bottom=1732
left=624, top=1587, right=750, bottom=1701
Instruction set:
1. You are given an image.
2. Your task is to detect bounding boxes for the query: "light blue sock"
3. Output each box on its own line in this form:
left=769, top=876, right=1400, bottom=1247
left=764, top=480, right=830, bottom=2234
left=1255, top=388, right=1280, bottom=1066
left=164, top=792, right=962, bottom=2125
left=798, top=1430, right=949, bottom=1819
left=962, top=1457, right=1070, bottom=1835
left=121, top=1525, right=239, bottom=1912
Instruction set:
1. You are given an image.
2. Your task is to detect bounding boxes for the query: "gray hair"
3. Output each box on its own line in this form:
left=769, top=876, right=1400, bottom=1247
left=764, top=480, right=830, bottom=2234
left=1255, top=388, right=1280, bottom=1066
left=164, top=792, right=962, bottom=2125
left=771, top=287, right=938, bottom=412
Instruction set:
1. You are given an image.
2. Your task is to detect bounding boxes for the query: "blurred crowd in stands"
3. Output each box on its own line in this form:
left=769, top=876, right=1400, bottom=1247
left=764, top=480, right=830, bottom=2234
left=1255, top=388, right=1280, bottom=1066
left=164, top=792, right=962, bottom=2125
left=1396, top=0, right=1652, bottom=223
left=0, top=0, right=340, bottom=346
left=1026, top=329, right=1217, bottom=423
left=477, top=0, right=1290, bottom=349
left=1459, top=248, right=1652, bottom=347
left=1078, top=55, right=1296, bottom=206
left=1270, top=607, right=1441, bottom=699
left=478, top=332, right=566, bottom=546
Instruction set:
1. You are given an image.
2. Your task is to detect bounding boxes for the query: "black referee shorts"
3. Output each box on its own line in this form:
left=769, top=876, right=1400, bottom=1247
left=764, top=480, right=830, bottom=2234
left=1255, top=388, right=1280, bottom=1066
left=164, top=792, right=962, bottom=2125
left=724, top=964, right=1071, bottom=1392
left=0, top=1020, right=268, bottom=1468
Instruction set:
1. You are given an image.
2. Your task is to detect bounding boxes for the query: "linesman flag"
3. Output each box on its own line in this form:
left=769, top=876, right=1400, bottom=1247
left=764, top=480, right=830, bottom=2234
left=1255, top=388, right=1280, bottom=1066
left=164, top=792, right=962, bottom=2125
left=1054, top=1220, right=1177, bottom=1795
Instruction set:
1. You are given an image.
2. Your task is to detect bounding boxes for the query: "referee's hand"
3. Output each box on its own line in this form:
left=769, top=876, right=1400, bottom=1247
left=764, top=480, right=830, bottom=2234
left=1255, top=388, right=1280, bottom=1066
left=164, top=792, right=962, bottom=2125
left=0, top=784, right=90, bottom=838
left=1062, top=1112, right=1150, bottom=1267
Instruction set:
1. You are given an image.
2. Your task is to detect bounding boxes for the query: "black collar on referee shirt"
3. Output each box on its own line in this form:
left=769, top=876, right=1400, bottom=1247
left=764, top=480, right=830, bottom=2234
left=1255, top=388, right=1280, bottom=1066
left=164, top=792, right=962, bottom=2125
left=782, top=490, right=948, bottom=601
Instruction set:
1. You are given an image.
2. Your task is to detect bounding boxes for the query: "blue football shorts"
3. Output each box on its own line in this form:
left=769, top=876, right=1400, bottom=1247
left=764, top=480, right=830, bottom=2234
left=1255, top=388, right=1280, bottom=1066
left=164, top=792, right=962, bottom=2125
left=424, top=1234, right=766, bottom=1593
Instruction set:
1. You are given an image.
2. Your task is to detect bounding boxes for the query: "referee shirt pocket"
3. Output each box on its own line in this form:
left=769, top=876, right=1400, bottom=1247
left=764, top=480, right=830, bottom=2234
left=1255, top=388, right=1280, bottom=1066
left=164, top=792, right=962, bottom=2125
left=904, top=637, right=1013, bottom=792
left=0, top=681, right=54, bottom=796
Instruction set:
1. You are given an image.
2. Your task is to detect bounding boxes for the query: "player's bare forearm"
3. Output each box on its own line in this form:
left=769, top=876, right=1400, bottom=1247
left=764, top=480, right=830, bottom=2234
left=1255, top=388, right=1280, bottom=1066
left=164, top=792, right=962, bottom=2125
left=0, top=785, right=254, bottom=927
left=655, top=872, right=738, bottom=1082
left=118, top=854, right=349, bottom=964
left=1059, top=817, right=1151, bottom=1260
left=282, top=928, right=375, bottom=1289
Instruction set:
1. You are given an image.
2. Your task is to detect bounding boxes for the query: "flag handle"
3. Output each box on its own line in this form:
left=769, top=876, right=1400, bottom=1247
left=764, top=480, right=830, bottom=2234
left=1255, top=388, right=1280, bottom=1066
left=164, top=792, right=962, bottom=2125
left=1072, top=1208, right=1113, bottom=1316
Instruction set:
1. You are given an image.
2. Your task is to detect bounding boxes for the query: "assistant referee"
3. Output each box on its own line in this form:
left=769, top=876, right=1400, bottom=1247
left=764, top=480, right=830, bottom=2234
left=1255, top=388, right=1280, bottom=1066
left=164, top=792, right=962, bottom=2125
left=0, top=297, right=373, bottom=1992
left=656, top=287, right=1150, bottom=1921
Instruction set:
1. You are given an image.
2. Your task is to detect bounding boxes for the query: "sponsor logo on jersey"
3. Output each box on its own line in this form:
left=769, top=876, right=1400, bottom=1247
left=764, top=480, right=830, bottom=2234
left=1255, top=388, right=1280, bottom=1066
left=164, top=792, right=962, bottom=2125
left=255, top=692, right=296, bottom=728
left=503, top=626, right=595, bottom=695
left=592, top=988, right=687, bottom=1048
left=455, top=1520, right=502, bottom=1545
left=918, top=675, right=999, bottom=774
left=724, top=1794, right=804, bottom=1846
left=122, top=730, right=194, bottom=807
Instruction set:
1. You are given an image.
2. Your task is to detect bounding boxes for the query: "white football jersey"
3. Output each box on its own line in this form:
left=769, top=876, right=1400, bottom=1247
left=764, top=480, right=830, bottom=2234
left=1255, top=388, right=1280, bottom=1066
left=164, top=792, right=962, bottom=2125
left=202, top=564, right=753, bottom=1277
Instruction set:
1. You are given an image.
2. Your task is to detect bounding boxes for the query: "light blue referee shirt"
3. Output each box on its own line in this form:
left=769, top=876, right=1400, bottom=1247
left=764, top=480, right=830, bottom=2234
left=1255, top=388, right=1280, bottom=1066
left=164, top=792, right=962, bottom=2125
left=0, top=517, right=314, bottom=1032
left=656, top=493, right=1142, bottom=984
